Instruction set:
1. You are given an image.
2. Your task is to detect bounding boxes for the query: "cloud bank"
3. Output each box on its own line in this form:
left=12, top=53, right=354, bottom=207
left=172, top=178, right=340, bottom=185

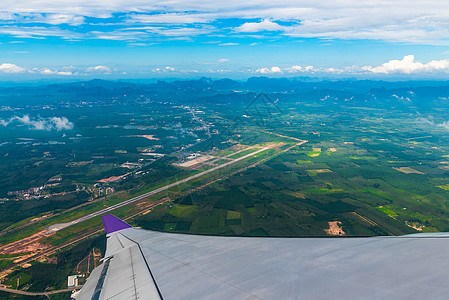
left=0, top=1, right=449, bottom=44
left=255, top=56, right=449, bottom=76
left=0, top=63, right=114, bottom=76
left=86, top=65, right=112, bottom=74
left=0, top=63, right=26, bottom=73
left=363, top=55, right=449, bottom=74
left=235, top=19, right=285, bottom=33
left=0, top=115, right=74, bottom=131
left=1, top=55, right=448, bottom=77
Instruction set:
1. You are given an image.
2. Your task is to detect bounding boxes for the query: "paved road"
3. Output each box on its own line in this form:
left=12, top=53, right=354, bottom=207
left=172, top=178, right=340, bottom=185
left=47, top=147, right=270, bottom=233
left=0, top=285, right=80, bottom=296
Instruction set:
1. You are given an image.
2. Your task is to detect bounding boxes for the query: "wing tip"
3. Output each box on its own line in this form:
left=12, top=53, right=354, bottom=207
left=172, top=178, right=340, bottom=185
left=102, top=214, right=132, bottom=234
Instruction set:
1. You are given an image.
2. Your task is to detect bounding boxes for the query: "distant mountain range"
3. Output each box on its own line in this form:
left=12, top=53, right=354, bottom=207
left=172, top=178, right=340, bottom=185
left=1, top=77, right=449, bottom=110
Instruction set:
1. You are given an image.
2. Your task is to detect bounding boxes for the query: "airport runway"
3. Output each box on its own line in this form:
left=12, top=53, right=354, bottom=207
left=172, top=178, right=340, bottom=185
left=46, top=146, right=270, bottom=233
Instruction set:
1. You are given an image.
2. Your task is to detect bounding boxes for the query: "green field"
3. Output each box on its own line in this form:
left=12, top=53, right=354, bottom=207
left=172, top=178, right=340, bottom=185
left=4, top=79, right=449, bottom=292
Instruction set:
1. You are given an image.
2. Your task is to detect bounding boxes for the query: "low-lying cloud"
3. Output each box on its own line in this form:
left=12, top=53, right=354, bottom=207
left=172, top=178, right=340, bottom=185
left=1, top=55, right=448, bottom=77
left=255, top=55, right=449, bottom=76
left=235, top=19, right=285, bottom=33
left=0, top=63, right=114, bottom=76
left=0, top=115, right=74, bottom=131
left=0, top=63, right=26, bottom=73
left=416, top=117, right=449, bottom=131
left=86, top=65, right=112, bottom=74
left=363, top=55, right=449, bottom=74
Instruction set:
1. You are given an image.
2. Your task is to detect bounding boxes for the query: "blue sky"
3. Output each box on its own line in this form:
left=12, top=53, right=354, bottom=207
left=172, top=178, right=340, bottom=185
left=0, top=0, right=449, bottom=80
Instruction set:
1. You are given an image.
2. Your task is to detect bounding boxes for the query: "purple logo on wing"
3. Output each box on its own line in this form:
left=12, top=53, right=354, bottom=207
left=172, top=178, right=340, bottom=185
left=102, top=214, right=132, bottom=234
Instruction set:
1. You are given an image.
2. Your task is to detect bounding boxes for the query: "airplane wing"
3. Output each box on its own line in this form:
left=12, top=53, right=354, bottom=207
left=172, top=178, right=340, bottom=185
left=76, top=214, right=449, bottom=299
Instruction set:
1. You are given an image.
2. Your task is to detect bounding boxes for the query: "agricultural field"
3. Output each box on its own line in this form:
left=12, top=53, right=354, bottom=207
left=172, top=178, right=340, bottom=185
left=3, top=78, right=449, bottom=293
left=135, top=95, right=449, bottom=237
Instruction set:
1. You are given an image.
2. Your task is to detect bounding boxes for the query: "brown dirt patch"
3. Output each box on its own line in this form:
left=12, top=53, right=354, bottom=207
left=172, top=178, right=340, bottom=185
left=324, top=221, right=346, bottom=236
left=393, top=167, right=424, bottom=174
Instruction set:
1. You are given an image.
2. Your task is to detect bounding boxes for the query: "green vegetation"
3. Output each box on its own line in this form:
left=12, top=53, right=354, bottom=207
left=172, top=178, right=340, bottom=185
left=133, top=97, right=449, bottom=237
left=437, top=184, right=449, bottom=190
left=377, top=206, right=398, bottom=217
left=5, top=79, right=449, bottom=292
left=4, top=234, right=105, bottom=292
left=297, top=160, right=312, bottom=165
left=0, top=291, right=47, bottom=299
left=227, top=210, right=241, bottom=219
left=228, top=148, right=258, bottom=159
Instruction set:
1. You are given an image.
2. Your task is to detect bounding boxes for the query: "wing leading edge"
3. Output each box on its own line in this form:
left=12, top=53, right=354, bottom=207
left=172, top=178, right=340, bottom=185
left=77, top=214, right=449, bottom=300
left=76, top=215, right=162, bottom=300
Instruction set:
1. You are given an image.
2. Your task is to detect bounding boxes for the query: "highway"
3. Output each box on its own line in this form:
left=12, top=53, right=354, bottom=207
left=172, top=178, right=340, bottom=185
left=47, top=146, right=270, bottom=233
left=0, top=285, right=80, bottom=296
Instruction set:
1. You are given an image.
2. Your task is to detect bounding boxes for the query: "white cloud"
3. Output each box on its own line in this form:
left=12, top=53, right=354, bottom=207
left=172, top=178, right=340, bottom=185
left=438, top=121, right=449, bottom=130
left=122, top=25, right=213, bottom=36
left=416, top=117, right=449, bottom=131
left=152, top=66, right=176, bottom=72
left=0, top=63, right=78, bottom=75
left=2, top=1, right=449, bottom=43
left=363, top=55, right=449, bottom=74
left=1, top=1, right=449, bottom=44
left=0, top=63, right=26, bottom=73
left=50, top=117, right=74, bottom=130
left=255, top=65, right=316, bottom=74
left=235, top=19, right=285, bottom=33
left=40, top=68, right=73, bottom=75
left=0, top=115, right=74, bottom=130
left=219, top=42, right=239, bottom=46
left=322, top=67, right=344, bottom=74
left=256, top=66, right=282, bottom=74
left=0, top=12, right=84, bottom=25
left=0, top=119, right=10, bottom=126
left=90, top=25, right=213, bottom=41
left=253, top=56, right=449, bottom=76
left=217, top=58, right=229, bottom=63
left=128, top=13, right=207, bottom=24
left=285, top=65, right=313, bottom=73
left=86, top=65, right=112, bottom=73
left=0, top=26, right=81, bottom=39
left=45, top=14, right=85, bottom=25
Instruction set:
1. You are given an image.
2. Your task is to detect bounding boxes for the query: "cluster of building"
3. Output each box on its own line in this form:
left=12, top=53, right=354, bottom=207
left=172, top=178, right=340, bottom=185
left=7, top=176, right=64, bottom=200
left=68, top=274, right=85, bottom=287
left=76, top=185, right=115, bottom=199
left=7, top=187, right=42, bottom=198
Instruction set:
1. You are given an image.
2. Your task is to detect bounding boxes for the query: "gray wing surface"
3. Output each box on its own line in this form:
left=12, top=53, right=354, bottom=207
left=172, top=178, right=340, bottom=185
left=76, top=227, right=162, bottom=299
left=77, top=214, right=449, bottom=299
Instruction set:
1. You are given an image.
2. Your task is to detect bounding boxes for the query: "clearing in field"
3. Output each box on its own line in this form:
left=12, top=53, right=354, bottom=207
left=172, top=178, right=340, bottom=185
left=393, top=167, right=424, bottom=174
left=324, top=221, right=345, bottom=236
left=377, top=206, right=398, bottom=218
left=437, top=184, right=449, bottom=191
left=169, top=205, right=198, bottom=217
left=125, top=135, right=159, bottom=140
left=307, top=152, right=320, bottom=157
left=405, top=221, right=424, bottom=231
left=227, top=211, right=241, bottom=219
left=306, top=169, right=332, bottom=176
left=350, top=156, right=377, bottom=160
